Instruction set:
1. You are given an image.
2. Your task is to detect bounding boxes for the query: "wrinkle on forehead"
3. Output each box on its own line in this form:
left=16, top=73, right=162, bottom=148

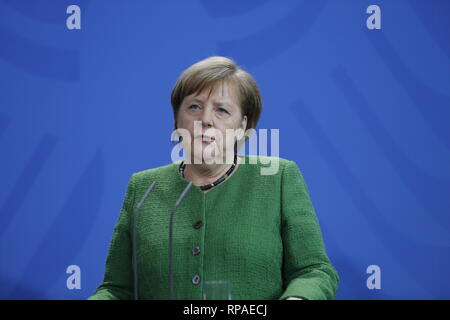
left=193, top=79, right=240, bottom=107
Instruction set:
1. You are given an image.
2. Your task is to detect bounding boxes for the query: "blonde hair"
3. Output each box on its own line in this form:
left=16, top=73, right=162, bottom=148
left=170, top=56, right=262, bottom=137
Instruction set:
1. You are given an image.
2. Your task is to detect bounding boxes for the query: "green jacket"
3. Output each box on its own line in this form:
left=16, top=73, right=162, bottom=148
left=88, top=155, right=339, bottom=300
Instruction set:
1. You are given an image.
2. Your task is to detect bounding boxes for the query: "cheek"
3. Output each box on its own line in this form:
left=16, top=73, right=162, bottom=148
left=176, top=114, right=193, bottom=131
left=213, top=129, right=239, bottom=149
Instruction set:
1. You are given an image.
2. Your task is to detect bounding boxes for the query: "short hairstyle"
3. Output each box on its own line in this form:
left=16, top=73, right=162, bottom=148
left=171, top=56, right=262, bottom=136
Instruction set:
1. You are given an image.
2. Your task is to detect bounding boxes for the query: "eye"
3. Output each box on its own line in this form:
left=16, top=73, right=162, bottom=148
left=188, top=104, right=200, bottom=110
left=218, top=107, right=229, bottom=114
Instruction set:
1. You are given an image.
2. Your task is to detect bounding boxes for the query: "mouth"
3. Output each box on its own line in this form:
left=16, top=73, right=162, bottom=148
left=200, top=135, right=215, bottom=143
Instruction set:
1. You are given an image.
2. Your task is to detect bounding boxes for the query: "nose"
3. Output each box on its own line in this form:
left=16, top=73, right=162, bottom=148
left=201, top=106, right=214, bottom=127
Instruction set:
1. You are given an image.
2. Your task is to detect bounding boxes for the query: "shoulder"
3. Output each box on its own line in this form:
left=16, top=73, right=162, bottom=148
left=243, top=155, right=300, bottom=177
left=128, top=161, right=180, bottom=190
left=133, top=161, right=179, bottom=178
left=244, top=154, right=297, bottom=167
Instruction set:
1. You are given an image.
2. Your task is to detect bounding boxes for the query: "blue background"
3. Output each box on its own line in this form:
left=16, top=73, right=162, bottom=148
left=0, top=0, right=449, bottom=299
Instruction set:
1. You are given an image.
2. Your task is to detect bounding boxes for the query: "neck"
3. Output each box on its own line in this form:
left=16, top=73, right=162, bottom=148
left=184, top=156, right=239, bottom=186
left=186, top=162, right=228, bottom=184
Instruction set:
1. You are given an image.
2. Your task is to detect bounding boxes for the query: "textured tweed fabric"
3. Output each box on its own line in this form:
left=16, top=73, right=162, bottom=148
left=88, top=155, right=339, bottom=300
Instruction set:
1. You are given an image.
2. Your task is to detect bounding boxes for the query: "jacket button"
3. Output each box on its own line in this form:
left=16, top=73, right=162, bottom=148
left=192, top=246, right=201, bottom=255
left=193, top=221, right=203, bottom=229
left=192, top=275, right=201, bottom=285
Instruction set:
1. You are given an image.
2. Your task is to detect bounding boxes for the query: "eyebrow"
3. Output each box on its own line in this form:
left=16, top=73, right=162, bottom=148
left=190, top=98, right=233, bottom=108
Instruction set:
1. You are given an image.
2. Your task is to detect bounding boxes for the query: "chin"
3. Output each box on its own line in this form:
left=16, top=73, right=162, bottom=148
left=201, top=155, right=221, bottom=165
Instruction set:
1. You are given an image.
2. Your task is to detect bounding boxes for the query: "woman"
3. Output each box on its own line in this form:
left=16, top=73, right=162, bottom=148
left=88, top=56, right=339, bottom=300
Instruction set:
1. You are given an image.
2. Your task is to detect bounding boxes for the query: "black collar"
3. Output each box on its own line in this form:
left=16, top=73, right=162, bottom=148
left=178, top=154, right=238, bottom=191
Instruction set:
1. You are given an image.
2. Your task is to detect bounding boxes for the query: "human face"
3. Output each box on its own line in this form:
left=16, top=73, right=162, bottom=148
left=176, top=81, right=247, bottom=164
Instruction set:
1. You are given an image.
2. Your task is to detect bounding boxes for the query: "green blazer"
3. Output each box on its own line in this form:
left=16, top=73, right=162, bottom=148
left=88, top=155, right=339, bottom=300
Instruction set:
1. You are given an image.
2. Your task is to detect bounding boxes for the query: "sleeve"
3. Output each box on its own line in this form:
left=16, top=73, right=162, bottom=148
left=87, top=174, right=136, bottom=300
left=279, top=160, right=339, bottom=300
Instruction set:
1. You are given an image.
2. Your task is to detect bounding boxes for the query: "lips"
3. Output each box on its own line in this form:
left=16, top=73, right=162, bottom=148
left=200, top=135, right=215, bottom=143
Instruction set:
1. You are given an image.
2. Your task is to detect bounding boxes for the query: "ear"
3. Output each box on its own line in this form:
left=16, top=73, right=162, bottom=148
left=237, top=115, right=248, bottom=141
left=240, top=115, right=248, bottom=131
